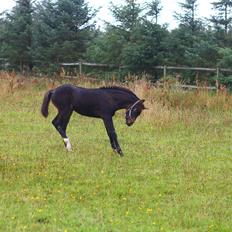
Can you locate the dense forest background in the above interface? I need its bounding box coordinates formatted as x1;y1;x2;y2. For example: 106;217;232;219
1;0;232;84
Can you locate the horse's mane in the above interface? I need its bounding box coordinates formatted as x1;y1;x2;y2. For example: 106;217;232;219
100;86;138;98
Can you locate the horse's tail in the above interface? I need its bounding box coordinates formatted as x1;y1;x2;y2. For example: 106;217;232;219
41;90;53;118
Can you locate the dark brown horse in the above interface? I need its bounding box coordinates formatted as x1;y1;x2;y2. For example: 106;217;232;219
41;84;146;156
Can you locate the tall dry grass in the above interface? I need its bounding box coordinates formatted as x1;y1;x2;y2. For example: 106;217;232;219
127;78;232;127
1;72;231;127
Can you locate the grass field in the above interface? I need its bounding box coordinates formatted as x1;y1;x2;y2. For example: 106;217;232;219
0;74;232;231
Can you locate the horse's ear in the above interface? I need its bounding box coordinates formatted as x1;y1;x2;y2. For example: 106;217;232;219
140;99;148;110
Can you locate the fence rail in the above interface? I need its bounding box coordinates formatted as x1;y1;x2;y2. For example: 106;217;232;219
60;62;232;90
60;62;232;79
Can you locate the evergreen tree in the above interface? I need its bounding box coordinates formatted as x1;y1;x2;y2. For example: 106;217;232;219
33;0;96;72
86;27;127;65
87;0;143;66
87;0;169;75
1;0;33;71
167;25;219;68
87;19;169;75
0;15;6;57
121;20;168;73
211;0;232;34
170;0;218;69
175;0;199;32
110;0;142;32
146;0;162;24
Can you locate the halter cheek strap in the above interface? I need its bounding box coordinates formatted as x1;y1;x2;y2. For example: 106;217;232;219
128;100;141;119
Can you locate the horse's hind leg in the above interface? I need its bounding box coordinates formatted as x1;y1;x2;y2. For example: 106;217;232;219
52;109;73;151
61;110;73;150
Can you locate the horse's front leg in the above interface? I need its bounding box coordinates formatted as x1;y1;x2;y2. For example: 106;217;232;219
103;116;123;156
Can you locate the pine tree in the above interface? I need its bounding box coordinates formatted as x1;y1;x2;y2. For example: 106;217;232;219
3;0;33;71
146;0;162;24
211;0;232;34
110;0;142;31
87;0;168;74
33;0;96;72
174;0;199;32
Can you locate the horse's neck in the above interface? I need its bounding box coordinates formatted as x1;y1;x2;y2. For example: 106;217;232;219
114;93;138;110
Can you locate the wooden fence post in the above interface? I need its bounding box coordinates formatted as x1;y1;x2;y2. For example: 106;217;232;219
216;67;220;93
79;61;82;75
216;67;219;79
163;65;167;78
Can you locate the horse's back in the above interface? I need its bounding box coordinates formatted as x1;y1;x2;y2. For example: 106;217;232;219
52;84;110;117
72;88;111;117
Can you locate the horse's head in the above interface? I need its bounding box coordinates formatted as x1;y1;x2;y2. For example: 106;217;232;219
125;99;146;126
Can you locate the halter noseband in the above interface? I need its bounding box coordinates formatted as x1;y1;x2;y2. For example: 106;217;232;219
127;100;141;119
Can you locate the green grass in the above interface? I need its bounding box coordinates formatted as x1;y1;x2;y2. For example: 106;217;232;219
0;81;232;231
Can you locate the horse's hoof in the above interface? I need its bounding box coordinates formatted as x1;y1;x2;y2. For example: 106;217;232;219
63;138;72;151
66;146;72;152
113;149;124;157
117;150;124;157
119;152;124;157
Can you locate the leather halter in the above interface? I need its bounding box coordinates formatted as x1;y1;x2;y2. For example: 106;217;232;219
127;100;141;119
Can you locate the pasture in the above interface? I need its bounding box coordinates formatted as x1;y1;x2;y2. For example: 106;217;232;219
0;73;232;232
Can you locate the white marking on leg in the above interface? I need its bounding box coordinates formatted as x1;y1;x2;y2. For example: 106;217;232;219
63;138;72;151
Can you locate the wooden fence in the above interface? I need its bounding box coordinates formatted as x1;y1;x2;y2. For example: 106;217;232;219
60;62;119;76
60;62;232;79
60;62;232;90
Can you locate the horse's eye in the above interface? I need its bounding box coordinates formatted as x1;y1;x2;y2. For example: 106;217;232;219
133;108;137;112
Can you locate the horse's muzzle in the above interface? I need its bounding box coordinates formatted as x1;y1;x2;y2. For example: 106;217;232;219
126;119;134;126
